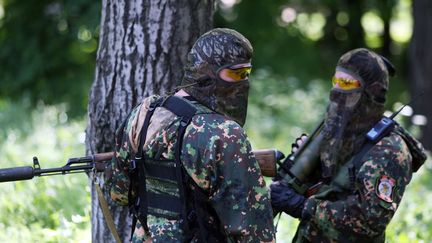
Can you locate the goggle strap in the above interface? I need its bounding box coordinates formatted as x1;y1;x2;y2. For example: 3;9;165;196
168;82;199;95
228;65;252;71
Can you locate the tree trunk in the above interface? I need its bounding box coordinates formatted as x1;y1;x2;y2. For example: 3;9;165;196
345;0;365;50
409;0;432;150
85;0;214;242
377;0;394;58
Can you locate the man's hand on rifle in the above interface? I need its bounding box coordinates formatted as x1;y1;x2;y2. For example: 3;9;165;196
290;133;308;155
270;181;307;219
273;134;308;181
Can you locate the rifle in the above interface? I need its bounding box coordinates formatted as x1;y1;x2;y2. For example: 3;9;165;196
0;150;284;183
275;120;325;196
273;97;420;196
0;152;114;183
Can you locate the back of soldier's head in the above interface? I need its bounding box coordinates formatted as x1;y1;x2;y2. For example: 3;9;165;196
179;28;253;126
182;28;253;84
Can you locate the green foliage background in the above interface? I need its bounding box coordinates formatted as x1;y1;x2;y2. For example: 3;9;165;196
0;0;431;242
0;102;89;242
0;0;100;117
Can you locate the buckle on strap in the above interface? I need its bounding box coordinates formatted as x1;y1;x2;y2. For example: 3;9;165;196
148;99;162;112
129;158;139;171
180;116;193;127
180;119;189;127
129;204;138;216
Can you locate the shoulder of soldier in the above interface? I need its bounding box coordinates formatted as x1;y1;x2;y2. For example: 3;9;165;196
190;112;246;139
364;131;411;169
182;108;251;190
189;100;214;114
379;131;409;151
117;95;163;153
125;95;161;126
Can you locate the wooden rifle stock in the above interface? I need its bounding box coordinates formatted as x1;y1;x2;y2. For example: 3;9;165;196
93;152;115;163
252;149;281;177
92;152;115;172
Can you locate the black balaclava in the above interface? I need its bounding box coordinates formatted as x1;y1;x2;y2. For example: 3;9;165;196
320;48;395;178
180;28;253;126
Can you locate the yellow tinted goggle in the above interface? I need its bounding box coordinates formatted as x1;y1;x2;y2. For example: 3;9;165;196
224;66;252;81
332;76;362;90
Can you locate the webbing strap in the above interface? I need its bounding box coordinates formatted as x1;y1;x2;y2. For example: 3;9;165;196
352;123;395;171
147;191;182;213
96;183;122;243
348;126;395;189
347;142;375;190
162;96;197;120
129;100;160;238
144;161;177;181
129;96;197;238
161;96;197;234
351;142;376;171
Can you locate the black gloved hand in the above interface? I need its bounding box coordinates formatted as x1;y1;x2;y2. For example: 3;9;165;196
270;181;306;219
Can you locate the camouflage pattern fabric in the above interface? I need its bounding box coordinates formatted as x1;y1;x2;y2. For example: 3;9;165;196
295;129;426;243
336;48;391;104
182;28;253;126
319;48;391;178
105;95;275;242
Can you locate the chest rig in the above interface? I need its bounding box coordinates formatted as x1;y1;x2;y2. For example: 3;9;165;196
317;134;394;199
295;125;399;243
127;96;225;242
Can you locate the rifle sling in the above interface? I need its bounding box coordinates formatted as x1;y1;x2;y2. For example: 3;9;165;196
95;182;122;243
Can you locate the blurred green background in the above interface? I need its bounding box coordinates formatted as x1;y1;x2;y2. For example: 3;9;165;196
0;0;430;242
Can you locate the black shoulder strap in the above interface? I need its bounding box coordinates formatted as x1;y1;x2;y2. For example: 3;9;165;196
162;96;197;121
353;124;396;170
351;142;375;171
161;96;197;235
129;96;198;238
348;126;395;190
164;97;228;241
161;96;197;162
129;99;161;238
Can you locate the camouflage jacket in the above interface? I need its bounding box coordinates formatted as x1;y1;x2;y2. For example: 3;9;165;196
295;126;427;243
105;95;275;242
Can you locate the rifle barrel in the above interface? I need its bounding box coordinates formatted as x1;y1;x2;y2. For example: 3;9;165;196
0;166;35;182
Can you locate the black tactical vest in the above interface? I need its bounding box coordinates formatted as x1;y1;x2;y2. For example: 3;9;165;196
127;95;226;242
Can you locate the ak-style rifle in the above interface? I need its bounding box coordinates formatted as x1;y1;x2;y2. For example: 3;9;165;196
0;150;284;183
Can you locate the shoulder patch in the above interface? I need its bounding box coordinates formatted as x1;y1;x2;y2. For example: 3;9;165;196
375;175;396;203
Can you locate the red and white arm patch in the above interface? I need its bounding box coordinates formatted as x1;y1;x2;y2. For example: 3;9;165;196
375;175;396;203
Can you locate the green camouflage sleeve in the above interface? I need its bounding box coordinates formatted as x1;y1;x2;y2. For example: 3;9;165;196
303;133;412;239
182;114;275;242
105;104;143;206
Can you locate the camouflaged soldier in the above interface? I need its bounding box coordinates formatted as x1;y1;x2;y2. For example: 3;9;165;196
270;48;427;242
105;28;275;242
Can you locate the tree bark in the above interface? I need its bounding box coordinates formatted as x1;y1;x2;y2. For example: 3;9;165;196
409;0;432;150
85;0;214;242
